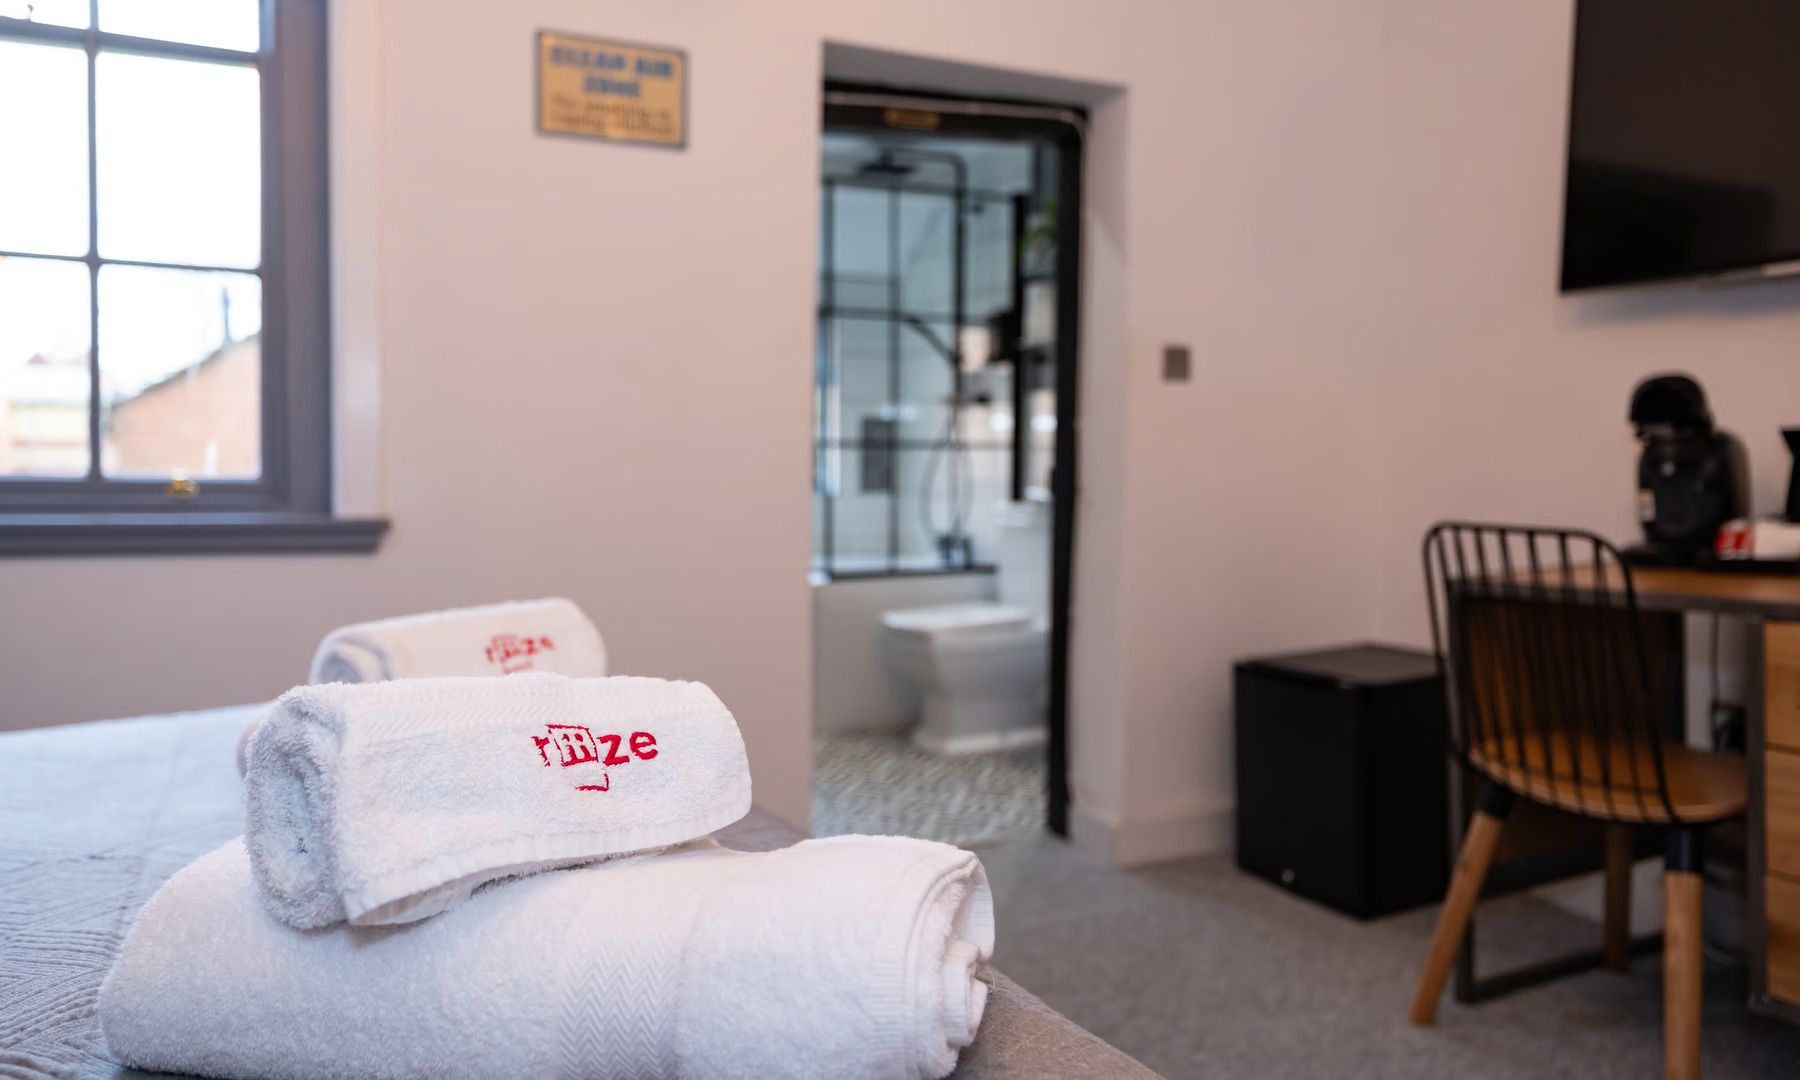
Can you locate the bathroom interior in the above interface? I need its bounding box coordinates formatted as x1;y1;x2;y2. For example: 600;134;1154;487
810;105;1071;848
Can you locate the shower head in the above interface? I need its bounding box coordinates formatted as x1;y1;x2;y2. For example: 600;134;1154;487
856;151;916;179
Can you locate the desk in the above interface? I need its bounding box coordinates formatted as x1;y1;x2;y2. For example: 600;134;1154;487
1621;567;1800;1025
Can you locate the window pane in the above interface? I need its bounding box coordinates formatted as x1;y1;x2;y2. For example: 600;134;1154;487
97;0;258;52
99;265;260;479
96;53;260;269
0;256;91;477
0;0;88;29
0;41;88;256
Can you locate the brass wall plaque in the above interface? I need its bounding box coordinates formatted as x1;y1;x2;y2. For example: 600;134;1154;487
536;31;686;148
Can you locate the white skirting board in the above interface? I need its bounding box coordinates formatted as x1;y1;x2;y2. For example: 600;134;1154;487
1531;859;1665;938
1530;857;1745;955
1070;801;1234;868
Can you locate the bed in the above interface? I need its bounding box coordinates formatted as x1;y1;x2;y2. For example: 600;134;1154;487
0;705;1155;1079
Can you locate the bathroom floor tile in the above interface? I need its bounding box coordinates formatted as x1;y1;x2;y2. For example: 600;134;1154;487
812;732;1045;847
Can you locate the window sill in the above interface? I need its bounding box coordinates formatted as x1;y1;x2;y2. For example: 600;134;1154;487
812;564;997;584
0;513;390;557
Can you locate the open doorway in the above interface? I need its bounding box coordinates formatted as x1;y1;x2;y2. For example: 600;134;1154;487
810;86;1082;847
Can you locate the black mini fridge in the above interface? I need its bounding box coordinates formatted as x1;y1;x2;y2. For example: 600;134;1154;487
1233;643;1449;919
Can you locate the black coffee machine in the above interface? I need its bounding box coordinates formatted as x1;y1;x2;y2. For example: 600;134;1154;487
1627;373;1748;566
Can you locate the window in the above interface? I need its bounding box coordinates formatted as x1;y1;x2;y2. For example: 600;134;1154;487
0;0;382;553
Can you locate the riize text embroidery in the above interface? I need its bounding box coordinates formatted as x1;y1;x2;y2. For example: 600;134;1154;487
487;633;556;674
531;723;659;793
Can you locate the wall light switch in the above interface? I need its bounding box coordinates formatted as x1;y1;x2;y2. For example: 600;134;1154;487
1162;344;1191;383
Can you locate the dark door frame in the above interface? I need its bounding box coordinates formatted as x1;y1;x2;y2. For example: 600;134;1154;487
820;84;1085;836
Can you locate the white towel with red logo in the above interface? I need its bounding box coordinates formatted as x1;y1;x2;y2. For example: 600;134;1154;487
242;674;751;929
308;597;607;684
236;598;610;775
101;834;992;1080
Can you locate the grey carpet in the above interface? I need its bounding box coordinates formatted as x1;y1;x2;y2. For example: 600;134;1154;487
980;834;1800;1079
811;731;1046;847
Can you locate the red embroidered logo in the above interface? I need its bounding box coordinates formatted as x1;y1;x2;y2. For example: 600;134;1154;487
487;632;556;674
531;723;659;793
535;723;599;768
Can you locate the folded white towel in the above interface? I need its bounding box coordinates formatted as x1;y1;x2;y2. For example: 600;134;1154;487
243;674;750;928
101;835;993;1080
236;598;610;775
308;597;607;684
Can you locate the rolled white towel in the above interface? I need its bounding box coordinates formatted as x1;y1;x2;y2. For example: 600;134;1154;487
237;598;609;774
101;835;993;1080
308;596;607;684
243;673;750;928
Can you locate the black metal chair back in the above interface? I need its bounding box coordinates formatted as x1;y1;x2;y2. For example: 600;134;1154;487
1421;521;1678;823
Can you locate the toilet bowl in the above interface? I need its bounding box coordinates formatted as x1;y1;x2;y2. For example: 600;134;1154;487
881;502;1050;755
882;604;1048;754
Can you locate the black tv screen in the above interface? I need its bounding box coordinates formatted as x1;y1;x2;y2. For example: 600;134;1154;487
1561;0;1800;291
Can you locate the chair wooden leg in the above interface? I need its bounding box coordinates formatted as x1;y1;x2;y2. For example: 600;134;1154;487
1410;786;1513;1025
1604;824;1634;971
1664;829;1704;1080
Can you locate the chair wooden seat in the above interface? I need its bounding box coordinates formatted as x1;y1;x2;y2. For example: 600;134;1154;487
1469;734;1747;825
1412;522;1752;1079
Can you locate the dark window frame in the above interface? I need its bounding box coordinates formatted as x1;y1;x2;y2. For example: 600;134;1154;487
0;0;385;555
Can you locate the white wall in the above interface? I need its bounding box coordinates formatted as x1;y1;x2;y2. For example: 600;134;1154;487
0;0;1395;858
0;0;824;827
11;1;1783;864
1372;1;1800;644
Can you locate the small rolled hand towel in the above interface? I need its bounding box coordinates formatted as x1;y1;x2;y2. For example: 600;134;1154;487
238;598;609;774
242;673;751;929
307;597;607;684
101;835;993;1080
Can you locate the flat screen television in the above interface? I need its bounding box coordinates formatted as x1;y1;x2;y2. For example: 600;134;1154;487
1561;0;1800;291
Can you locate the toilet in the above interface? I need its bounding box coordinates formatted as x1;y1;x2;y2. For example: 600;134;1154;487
881;501;1049;755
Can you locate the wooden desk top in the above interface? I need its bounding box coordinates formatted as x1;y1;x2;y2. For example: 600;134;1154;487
1488;565;1800;620
1625;567;1800;620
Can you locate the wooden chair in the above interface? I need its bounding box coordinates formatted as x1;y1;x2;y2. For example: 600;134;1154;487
1409;523;1748;1080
